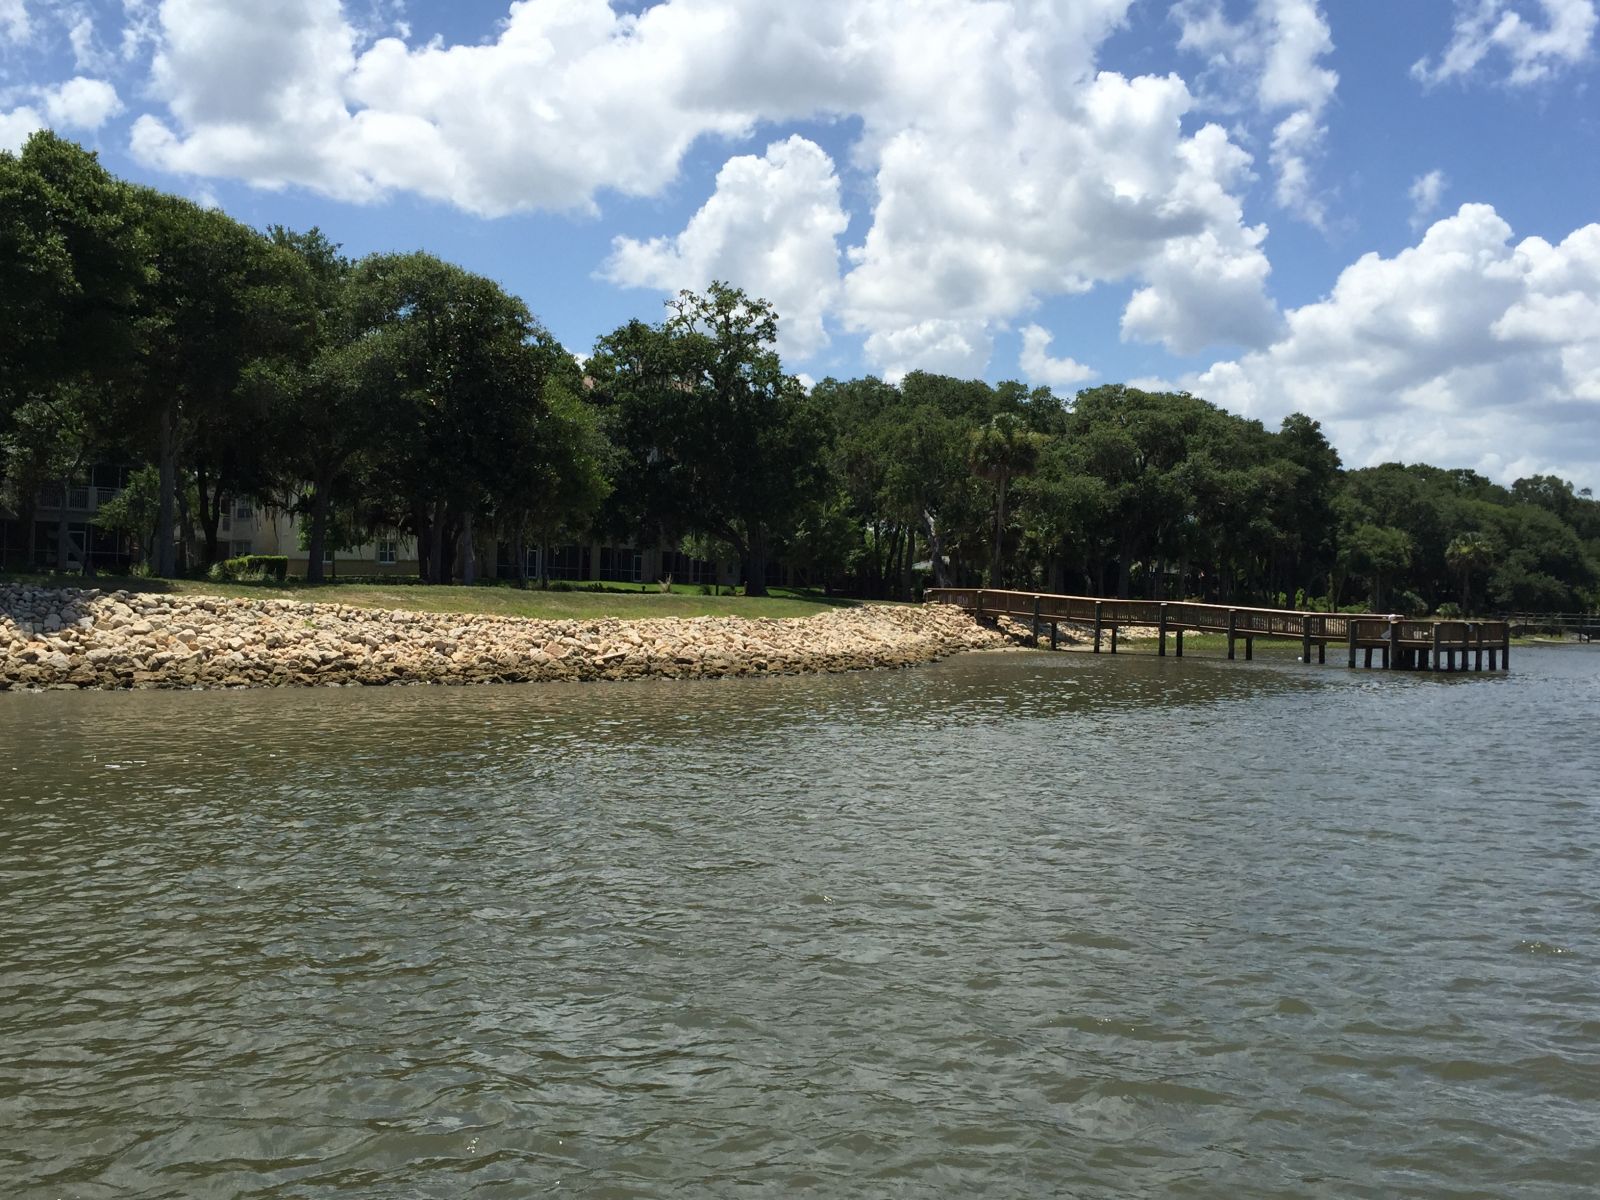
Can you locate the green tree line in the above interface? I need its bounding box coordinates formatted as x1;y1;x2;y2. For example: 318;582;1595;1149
4;134;1597;612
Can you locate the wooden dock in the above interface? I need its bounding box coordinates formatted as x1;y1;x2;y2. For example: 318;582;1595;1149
927;589;1512;673
1504;612;1599;642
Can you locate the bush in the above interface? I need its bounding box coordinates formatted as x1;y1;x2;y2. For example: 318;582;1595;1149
1393;589;1428;617
213;554;288;583
1435;601;1462;618
546;579;575;592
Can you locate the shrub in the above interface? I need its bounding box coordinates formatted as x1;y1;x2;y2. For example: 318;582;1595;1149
546;579;575;592
1393;589;1428;617
214;555;289;583
1435;601;1462;618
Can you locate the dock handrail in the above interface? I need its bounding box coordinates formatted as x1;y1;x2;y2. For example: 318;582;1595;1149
927;588;1511;672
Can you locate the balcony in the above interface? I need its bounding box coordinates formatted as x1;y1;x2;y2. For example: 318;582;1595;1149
35;485;122;513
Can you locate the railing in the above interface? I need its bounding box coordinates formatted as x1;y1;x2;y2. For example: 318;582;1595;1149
1503;612;1600;636
34;485;123;513
927;589;1512;669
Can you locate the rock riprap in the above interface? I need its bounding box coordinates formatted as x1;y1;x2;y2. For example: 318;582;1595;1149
0;584;1006;691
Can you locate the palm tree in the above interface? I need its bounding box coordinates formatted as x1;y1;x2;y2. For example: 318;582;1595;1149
1445;532;1496;614
969;414;1043;587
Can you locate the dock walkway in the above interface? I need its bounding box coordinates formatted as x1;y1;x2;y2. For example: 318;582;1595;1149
928;588;1512;672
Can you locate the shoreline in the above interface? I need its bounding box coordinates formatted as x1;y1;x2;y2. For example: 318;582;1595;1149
0;583;1008;692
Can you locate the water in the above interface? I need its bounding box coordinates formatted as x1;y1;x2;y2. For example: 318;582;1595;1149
2;644;1597;1198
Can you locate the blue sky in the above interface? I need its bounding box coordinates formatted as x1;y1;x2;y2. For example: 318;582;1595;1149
2;0;1598;487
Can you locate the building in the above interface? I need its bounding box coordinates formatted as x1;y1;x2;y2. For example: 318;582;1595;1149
4;471;804;590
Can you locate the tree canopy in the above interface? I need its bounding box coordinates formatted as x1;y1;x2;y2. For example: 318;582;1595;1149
3;133;1597;614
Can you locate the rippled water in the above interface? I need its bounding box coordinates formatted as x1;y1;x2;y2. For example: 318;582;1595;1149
2;644;1598;1198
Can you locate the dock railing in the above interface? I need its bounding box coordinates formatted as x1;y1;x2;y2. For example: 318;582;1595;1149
927;588;1511;672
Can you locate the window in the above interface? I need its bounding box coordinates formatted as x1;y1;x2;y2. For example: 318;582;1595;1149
376;540;397;566
323;547;334;563
235;500;253;520
599;547;644;583
231;540;252;558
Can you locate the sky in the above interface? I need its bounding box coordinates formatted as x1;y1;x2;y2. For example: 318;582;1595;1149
2;0;1598;489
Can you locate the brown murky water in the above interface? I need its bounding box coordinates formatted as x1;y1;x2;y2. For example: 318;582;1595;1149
2;645;1597;1197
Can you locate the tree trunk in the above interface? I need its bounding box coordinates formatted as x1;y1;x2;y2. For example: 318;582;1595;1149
427;501;447;585
196;464;223;568
741;528;769;597
989;472;1009;587
461;510;477;585
56;473;73;573
155;401;179;577
515;531;529;588
177;477;195;576
923;509;950;588
305;482;332;585
900;526;914;600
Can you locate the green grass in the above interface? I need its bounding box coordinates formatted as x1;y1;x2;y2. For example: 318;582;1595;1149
0;571;871;621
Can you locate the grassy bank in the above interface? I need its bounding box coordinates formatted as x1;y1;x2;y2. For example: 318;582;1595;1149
0;572;869;621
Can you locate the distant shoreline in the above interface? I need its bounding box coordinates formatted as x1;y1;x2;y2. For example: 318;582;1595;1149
0;584;1005;693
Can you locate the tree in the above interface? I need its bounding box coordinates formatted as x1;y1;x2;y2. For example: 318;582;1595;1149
94;465;160;565
588;282;828;596
133;191;292;574
968;412;1044;586
348;252;560;584
1444;532;1496;614
1;133;146;567
497;375;612;587
1344;524;1413;610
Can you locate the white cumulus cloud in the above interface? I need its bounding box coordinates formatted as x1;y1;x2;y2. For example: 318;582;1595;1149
1187;204;1600;487
1409;169;1448;229
0;104;43;152
0;0;28;43
603;136;847;361
41;76;122;130
1175;0;1339;227
1019;325;1096;389
1414;0;1597;87
122;0;1280;373
2;76;122;152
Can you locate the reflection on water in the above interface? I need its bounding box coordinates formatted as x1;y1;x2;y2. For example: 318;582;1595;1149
2;646;1598;1197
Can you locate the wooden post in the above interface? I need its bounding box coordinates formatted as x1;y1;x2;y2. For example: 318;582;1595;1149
1387;618;1400;671
976;590;984;621
1502;624;1511;671
1227;610;1237;660
1158;603;1168;657
1380;644;1389;668
1318;638;1326;664
1031;595;1042;646
1431;624;1442;672
1050;621;1059;651
1093;602;1103;654
1347;619;1357;668
1175;628;1184;658
1110;625;1119;654
1475;624;1483;671
1301;619;1312;664
1364;647;1373;668
1245;635;1254;661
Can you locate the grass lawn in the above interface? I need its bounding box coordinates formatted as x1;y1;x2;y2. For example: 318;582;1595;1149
0;571;874;621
